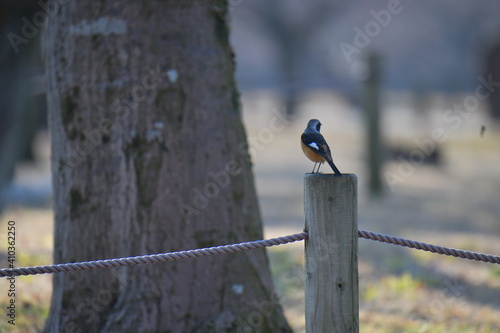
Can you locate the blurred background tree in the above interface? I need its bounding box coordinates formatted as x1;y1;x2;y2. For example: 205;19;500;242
0;0;46;214
236;0;342;117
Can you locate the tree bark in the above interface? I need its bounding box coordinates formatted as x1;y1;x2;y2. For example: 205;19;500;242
44;1;291;332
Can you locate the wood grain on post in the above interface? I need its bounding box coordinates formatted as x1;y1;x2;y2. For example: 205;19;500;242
304;173;359;333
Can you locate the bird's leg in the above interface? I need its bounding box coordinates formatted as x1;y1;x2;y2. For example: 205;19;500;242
312;162;318;173
316;163;322;173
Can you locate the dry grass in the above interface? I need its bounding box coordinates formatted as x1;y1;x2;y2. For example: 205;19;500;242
1;90;500;332
0;208;53;333
252;90;500;332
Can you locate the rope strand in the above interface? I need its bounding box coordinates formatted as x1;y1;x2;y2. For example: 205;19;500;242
357;229;500;265
2;229;500;278
0;233;307;277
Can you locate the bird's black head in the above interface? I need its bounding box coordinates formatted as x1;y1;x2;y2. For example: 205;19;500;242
306;119;322;132
311;119;322;131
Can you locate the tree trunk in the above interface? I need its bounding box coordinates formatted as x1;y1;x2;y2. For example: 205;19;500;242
44;1;291;332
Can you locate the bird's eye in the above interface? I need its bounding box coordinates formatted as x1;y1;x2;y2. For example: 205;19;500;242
316;123;321;131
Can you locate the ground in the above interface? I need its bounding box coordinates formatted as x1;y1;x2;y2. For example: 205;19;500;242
1;90;500;332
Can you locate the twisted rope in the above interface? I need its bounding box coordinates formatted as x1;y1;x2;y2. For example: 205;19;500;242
2;229;499;278
358;229;500;265
0;233;307;277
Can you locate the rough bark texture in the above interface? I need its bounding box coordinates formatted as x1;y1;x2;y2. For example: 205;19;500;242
44;1;291;332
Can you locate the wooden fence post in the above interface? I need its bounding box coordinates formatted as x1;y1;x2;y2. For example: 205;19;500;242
304;173;358;332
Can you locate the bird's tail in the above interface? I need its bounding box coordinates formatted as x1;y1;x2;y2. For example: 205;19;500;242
327;159;342;175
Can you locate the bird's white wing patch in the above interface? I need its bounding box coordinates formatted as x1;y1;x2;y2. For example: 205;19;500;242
308;142;319;150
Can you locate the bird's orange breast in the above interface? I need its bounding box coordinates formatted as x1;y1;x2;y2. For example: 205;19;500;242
301;140;325;163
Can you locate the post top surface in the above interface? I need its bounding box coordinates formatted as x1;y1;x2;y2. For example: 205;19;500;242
304;173;357;179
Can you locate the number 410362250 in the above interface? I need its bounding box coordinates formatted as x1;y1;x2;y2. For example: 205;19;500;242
7;220;15;268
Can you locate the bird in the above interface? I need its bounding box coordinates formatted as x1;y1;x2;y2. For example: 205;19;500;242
301;119;341;174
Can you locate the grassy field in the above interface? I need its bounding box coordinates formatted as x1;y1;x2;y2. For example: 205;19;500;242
0;209;53;333
250;90;500;332
1;91;500;332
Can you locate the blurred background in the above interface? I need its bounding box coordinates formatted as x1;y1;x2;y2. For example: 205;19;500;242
1;0;500;331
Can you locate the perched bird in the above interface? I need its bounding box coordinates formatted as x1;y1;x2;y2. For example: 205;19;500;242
301;119;341;174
